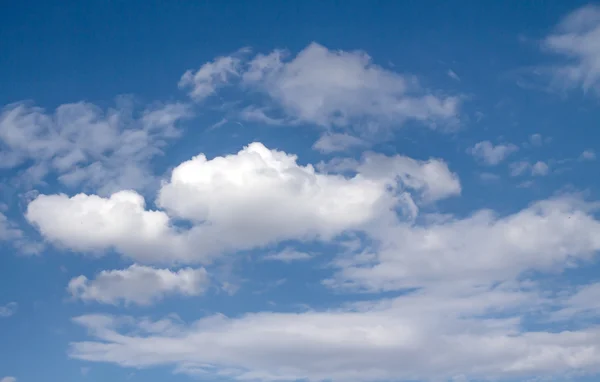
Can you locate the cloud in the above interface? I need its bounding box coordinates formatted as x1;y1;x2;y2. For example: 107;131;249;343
468;141;518;165
27;143;458;263
182;43;461;136
68;265;209;306
543;5;600;93
447;69;461;81
179;48;249;101
263;248;312;262
549;282;600;322
0;213;23;241
329;196;600;292
1;377;16;382
0;100;191;195
312;133;367;153
529;133;543;146
510;160;549;177
69;281;600;382
580;149;596;161
0;302;17;318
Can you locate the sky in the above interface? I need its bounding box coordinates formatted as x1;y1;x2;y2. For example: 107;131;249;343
2;1;600;382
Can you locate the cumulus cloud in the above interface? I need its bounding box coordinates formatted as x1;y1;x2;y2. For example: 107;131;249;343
68;264;209;306
0;302;17;318
27;142;458;263
0;100;190;195
543;5;600;93
468;141;518;165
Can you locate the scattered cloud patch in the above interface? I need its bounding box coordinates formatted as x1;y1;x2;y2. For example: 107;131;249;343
0;302;17;318
510;160;550;177
468;141;518;165
0;101;191;195
68;265;209;306
543;5;600;94
580;149;596;161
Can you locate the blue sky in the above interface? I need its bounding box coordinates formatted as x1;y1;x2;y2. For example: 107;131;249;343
2;1;600;382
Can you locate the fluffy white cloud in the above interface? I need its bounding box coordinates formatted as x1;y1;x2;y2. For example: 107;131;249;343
0;302;17;318
543;5;600;93
68;264;209;306
468;141;518;165
0;100;190;194
27;142;457;263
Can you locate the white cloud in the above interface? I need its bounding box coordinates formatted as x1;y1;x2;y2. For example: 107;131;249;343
28;143;457;263
529;133;543;146
352;152;462;203
238;106;286;125
68;264;209;306
179;49;249;101
263;248;312;262
447;69;461;81
0;213;22;241
182;43;461;133
0;302;17;318
510;160;550;177
312;133;366;153
0;100;190;195
581;149;596;161
242;43;461;129
549;283;600;322
543;5;600;93
1;377;16;382
69;281;600;382
330;196;600;292
531;161;550;176
468;141;518;165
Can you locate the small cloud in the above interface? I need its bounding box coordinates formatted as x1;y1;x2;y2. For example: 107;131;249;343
313;133;366;153
468;141;518;165
447;69;461;81
510;161;550;177
580;149;596;161
479;172;500;182
264;248;313;263
1;377;16;382
531;161;549;176
0;302;17;318
529;133;543;146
